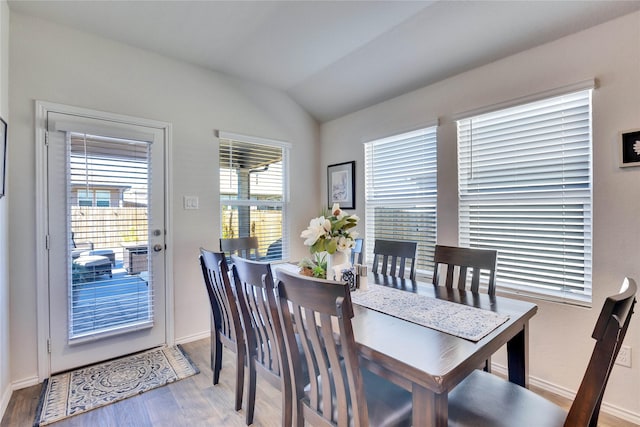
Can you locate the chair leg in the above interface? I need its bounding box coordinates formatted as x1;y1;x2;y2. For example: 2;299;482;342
210;330;215;370
281;376;293;427
235;349;246;412
293;399;304;427
212;334;223;385
484;356;492;373
245;357;257;425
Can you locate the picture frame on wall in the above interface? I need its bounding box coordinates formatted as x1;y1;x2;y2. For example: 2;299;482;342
327;161;355;209
620;129;640;167
0;117;6;198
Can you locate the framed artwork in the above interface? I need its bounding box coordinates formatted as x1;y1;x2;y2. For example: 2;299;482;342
327;161;355;209
0;117;6;198
620;129;640;167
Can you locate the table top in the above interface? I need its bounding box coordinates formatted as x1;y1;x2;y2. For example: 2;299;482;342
351;283;510;341
352;273;537;393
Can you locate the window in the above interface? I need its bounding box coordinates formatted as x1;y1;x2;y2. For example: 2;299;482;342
96;190;110;207
364;126;438;273
219;132;290;261
457;89;592;302
67;131;152;337
77;190;92;207
76;189;114;207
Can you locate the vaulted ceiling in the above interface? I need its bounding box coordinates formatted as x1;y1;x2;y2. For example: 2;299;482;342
9;0;640;122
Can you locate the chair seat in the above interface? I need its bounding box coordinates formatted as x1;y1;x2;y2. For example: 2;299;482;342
448;370;567;427
362;368;412;426
305;365;412;427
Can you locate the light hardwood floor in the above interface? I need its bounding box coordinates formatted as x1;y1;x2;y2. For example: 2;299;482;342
1;337;637;426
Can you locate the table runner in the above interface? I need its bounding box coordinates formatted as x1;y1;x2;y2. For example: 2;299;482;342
351;284;509;341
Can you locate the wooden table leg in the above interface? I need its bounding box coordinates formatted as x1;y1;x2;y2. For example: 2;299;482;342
413;384;448;427
507;322;529;387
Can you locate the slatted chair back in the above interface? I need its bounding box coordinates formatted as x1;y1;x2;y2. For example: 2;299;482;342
432;245;498;295
447;278;637;427
198;248;246;412
372;239;417;280
221;236;261;260
565;277;637;426
276;269;368;427
230;255;291;426
350;237;364;265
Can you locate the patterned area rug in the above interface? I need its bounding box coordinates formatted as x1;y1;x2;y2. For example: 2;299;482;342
34;345;199;426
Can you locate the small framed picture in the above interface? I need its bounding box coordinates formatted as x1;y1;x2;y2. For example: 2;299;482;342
0;117;6;198
620;129;640;167
327;161;355;209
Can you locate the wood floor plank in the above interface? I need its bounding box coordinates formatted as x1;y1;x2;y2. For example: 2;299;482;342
0;383;40;427
1;337;636;426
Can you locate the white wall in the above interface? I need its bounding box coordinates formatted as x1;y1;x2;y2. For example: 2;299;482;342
8;12;319;386
322;11;640;422
0;0;10;418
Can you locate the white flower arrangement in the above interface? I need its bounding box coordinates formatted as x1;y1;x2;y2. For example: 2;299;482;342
300;203;359;255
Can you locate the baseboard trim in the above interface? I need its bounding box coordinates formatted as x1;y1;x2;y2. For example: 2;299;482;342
175;330;210;345
0;383;12;422
11;375;39;391
600;402;640;426
1;375;41;420
492;362;640;425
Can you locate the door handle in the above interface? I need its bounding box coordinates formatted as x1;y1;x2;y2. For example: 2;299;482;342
153;244;163;252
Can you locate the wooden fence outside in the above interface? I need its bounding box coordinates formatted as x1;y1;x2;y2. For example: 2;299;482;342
71;207;148;251
71;207;283;257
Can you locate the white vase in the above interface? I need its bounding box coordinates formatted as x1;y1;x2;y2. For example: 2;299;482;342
326;249;350;281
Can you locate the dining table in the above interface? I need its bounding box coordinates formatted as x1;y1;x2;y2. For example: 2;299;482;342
349;273;538;427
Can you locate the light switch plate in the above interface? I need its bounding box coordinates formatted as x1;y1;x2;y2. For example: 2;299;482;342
183;196;199;210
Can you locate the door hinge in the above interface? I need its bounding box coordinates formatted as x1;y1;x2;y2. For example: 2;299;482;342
45;234;50;250
46;339;51;354
44;131;49;146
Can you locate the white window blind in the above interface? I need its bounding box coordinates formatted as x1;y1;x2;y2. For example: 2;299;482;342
219;134;289;261
364;126;438;273
69;132;153;338
457;89;592;302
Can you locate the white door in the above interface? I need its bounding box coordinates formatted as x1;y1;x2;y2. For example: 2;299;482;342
46;111;167;373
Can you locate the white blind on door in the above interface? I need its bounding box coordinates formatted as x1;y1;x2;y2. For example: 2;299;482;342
219;134;289;261
457;89;592;302
69;132;153;339
364;126;438;272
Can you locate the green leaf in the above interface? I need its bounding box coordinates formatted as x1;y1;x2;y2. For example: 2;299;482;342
312;265;326;278
326;238;338;254
333;217;347;231
311;239;324;253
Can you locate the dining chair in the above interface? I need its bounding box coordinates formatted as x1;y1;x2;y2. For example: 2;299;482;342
220;236;261;260
448;277;637;427
433;244;498;372
432;245;498;295
198;248;246;414
372;239;417;280
276;269;413;427
230;255;292;426
350;237;364;265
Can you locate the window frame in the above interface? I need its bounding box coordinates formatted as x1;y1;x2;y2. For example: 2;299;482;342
456;88;593;305
218;131;291;261
364;125;438;275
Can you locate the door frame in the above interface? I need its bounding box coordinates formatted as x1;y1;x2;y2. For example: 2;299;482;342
35;101;174;381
